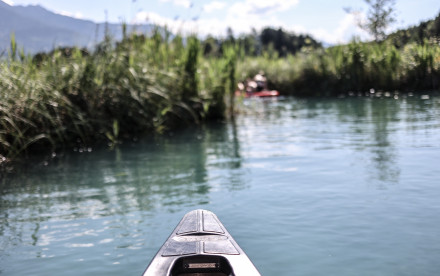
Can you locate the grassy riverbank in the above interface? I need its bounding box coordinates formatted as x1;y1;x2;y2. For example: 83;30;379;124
237;40;440;96
0;30;237;163
1;28;440;164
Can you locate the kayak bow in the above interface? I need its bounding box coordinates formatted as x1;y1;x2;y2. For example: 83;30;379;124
143;209;261;276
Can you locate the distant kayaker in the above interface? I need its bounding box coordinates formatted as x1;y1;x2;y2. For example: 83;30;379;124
246;79;258;93
254;71;267;92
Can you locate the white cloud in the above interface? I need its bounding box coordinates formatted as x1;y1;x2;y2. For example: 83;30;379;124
160;0;192;9
133;11;198;34
134;11;170;26
292;13;369;45
134;0;296;38
133;10;261;37
175;0;192;8
57;10;84;19
229;0;299;16
221;14;284;36
333;13;370;43
334;13;363;41
212;0;300;36
135;1;369;45
203;1;226;13
2;0;14;5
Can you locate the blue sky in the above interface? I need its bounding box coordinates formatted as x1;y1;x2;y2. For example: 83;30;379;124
4;0;440;44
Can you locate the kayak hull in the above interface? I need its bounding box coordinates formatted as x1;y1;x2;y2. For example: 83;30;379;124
236;90;280;98
143;209;261;276
248;90;280;98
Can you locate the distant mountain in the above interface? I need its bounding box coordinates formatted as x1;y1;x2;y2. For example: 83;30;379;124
0;1;153;54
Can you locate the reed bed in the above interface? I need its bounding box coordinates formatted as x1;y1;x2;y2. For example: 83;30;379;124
238;40;440;96
0;31;236;162
1;31;439;163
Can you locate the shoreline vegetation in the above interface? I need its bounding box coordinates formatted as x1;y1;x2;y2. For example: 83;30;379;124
239;40;440;96
1;17;440;165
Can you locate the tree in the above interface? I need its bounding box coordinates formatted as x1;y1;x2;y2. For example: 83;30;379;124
348;0;396;42
365;0;396;41
260;27;321;57
202;36;220;57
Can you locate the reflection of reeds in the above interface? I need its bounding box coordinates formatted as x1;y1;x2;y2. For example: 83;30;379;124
0;31;235;162
238;40;440;96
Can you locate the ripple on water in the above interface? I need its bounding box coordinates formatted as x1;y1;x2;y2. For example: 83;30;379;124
2;96;440;275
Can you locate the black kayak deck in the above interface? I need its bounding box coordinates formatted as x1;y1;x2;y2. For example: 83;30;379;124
143;209;261;276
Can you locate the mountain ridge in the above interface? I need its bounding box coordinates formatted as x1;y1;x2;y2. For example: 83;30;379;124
0;1;152;54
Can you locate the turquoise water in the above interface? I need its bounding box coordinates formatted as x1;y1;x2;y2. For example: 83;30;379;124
1;95;440;275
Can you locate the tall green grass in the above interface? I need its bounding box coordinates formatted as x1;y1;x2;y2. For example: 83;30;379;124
238;40;440;96
0;31;235;162
2;31;439;163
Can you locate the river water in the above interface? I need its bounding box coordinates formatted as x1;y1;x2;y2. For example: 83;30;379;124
1;95;440;275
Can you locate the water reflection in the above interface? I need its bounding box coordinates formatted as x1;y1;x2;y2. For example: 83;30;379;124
1;95;440;275
331;97;401;185
367;99;401;185
0;122;246;261
243;95;438;189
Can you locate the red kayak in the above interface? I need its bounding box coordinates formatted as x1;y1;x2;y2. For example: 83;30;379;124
236;90;280;98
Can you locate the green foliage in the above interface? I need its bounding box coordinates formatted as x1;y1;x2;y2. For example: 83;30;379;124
238;40;440;96
2;17;440;163
105;119;120;149
181;36;200;100
386;12;440;47
201;27;321;58
206;45;238;119
363;0;397;42
9;33;17;61
223;46;238;115
0;31;235;162
260;27;321;56
347;0;397;42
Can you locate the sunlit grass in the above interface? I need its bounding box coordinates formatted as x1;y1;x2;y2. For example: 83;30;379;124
238;40;440;96
1;31;439;163
0;31;236;162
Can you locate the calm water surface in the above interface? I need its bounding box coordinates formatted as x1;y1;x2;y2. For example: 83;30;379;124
1;95;440;275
